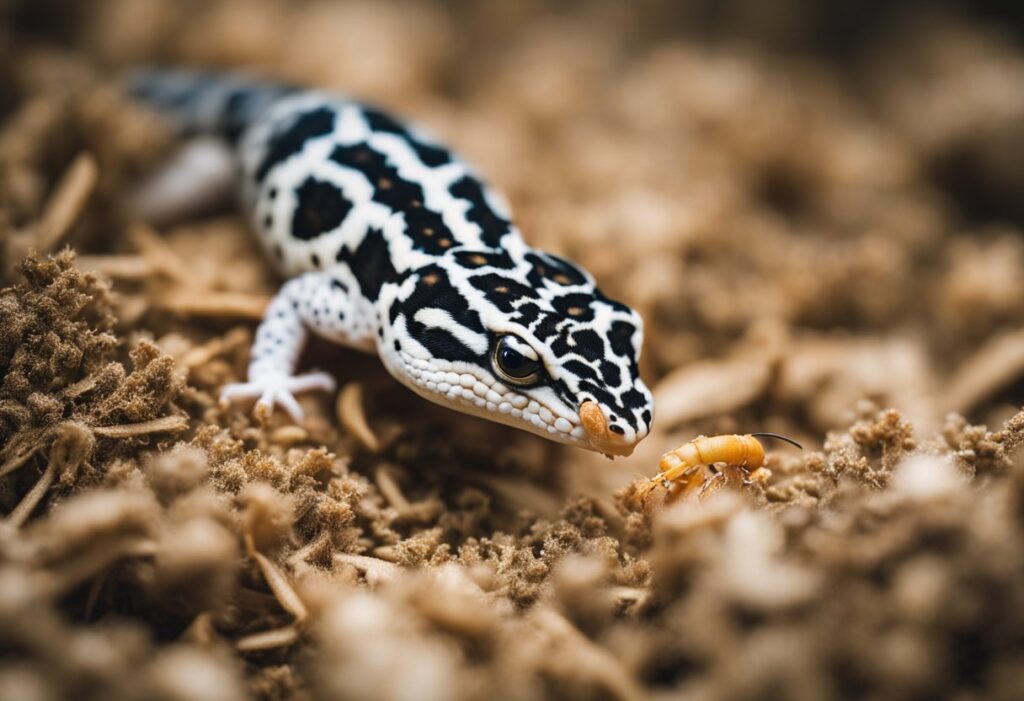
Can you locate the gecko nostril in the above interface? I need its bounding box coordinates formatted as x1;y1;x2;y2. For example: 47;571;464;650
609;424;625;435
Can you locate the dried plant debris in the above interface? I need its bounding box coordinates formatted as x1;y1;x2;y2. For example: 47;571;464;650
0;253;185;519
4;1;1024;700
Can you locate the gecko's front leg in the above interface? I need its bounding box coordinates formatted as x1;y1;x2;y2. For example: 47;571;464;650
221;270;364;421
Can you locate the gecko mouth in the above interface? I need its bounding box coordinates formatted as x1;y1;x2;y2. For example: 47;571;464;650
579;400;638;457
388;348;645;453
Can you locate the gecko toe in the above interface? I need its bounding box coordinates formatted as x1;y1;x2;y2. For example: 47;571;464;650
221;382;259;401
289;372;337;393
277;392;305;422
221;373;333;423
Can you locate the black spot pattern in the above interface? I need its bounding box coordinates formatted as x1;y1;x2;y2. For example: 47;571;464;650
449;176;510;247
256;107;335;181
609;321;637;358
330;143;454;254
525;252;589;288
362;107;452;167
574;331;606;361
563;359;599;381
621;388;648;410
576;381;614;407
595;289;633;314
335;227;396;301
577;380;632;424
600;361;621;387
452;250;517;270
389;266;485;363
421;331;481;362
468;274;538;313
405;267;485;334
512;302;542;326
551;293;595;322
551;329;604;362
291;177;353;240
532;313;562;341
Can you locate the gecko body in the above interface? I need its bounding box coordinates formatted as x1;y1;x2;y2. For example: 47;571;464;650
129;70;653;456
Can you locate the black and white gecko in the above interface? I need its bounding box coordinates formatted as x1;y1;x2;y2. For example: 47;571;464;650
128;70;653;456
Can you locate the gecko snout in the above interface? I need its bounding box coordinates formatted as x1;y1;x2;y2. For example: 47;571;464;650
578;400;642;457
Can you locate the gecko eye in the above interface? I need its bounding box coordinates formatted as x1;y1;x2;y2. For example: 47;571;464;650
492;335;543;386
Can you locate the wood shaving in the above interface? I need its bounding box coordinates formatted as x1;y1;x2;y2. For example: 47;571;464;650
92;414;189;437
161;290;271;320
32;152;99;252
943;327;1024;414
336;382;380;452
251;550;309;623
236;625;300;652
333;553;402;587
653;351;775;428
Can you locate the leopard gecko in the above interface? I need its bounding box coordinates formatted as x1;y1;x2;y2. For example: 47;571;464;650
128;70;653;456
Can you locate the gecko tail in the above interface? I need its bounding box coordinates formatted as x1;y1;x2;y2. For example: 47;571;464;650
124;68;297;143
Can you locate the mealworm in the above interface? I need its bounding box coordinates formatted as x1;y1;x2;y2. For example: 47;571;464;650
638;432;802;500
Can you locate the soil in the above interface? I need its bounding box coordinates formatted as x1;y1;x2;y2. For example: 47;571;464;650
3;1;1024;699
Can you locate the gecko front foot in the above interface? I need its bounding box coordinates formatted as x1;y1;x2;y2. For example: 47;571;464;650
220;371;336;422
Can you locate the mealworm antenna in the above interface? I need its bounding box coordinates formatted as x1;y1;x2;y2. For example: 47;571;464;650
750;432;803;450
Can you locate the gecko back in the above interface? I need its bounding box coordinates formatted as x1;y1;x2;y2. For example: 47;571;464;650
126;68;465;278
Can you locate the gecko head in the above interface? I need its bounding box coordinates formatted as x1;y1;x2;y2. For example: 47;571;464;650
379;249;653;456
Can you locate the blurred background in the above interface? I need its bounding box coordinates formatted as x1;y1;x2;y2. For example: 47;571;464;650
4;2;1024;699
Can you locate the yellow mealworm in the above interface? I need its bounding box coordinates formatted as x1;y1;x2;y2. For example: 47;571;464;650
638;432;802;500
